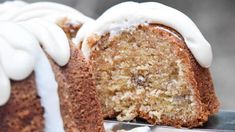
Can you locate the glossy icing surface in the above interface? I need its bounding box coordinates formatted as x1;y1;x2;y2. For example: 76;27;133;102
0;1;93;23
0;20;67;132
0;1;93;132
76;1;212;68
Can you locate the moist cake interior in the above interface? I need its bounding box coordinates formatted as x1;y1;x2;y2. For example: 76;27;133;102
90;24;199;123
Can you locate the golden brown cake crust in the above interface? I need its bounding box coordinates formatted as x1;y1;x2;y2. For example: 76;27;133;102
0;74;44;132
50;44;104;132
0;45;104;132
58;18;82;39
90;24;219;128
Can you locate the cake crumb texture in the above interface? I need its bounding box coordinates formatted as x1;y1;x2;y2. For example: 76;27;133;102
90;24;219;128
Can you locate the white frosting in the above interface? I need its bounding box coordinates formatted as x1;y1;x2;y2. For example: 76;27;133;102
0;1;27;15
19;19;70;66
0;1;93;24
76;1;212;68
0;65;11;106
0;1;93;131
0;22;39;81
0;21;68;131
35;49;64;132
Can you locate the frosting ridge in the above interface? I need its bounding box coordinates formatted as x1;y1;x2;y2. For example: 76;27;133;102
0;1;93;131
20;18;70;66
0;21;67;132
0;2;93;24
76;1;212;68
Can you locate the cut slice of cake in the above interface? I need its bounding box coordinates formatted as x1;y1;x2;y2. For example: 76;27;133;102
75;2;219;128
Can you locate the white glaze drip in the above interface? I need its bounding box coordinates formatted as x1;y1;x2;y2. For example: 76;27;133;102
0;64;10;106
0;21;68;132
0;1;27;16
0;22;39;81
0;1;95;131
20;18;70;66
0;1;93;131
35;49;64;132
76;1;212;68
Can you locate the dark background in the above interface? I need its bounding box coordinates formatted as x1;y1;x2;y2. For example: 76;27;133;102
1;0;235;110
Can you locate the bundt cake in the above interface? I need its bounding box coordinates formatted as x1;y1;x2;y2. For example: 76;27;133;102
0;1;104;132
75;2;220;128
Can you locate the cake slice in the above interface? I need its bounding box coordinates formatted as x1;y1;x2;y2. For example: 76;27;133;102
75;2;219;128
0;1;104;132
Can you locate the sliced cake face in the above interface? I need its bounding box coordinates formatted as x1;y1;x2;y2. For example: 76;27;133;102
76;2;219;128
89;24;201;124
76;2;212;68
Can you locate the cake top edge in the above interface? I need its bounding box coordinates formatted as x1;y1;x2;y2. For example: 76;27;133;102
0;1;94;23
0;1;93;131
0;0;92;107
75;1;212;68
